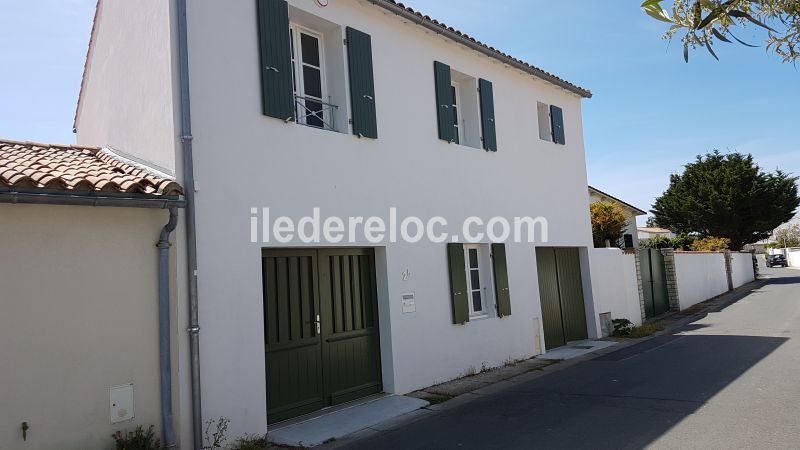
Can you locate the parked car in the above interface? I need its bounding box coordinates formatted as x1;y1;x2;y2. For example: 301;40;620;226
767;254;788;268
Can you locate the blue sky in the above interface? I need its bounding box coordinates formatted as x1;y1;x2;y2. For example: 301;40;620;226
1;1;797;223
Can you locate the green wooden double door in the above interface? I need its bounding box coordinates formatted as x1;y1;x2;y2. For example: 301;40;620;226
640;249;669;318
262;248;382;424
536;248;588;350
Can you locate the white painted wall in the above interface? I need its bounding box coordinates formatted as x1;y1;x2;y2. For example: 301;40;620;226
589;249;642;328
730;252;755;288
674;252;728;310
790;249;800;268
182;0;594;437
75;0;179;174
0;204;173;450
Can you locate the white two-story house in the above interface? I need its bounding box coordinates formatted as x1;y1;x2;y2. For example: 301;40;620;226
75;0;597;446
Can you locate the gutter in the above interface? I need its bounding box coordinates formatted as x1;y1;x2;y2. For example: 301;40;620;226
0;190;185;209
365;0;592;99
157;208;179;449
175;0;203;448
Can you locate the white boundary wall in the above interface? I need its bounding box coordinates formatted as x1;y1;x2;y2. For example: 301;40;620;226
731;252;755;288
787;249;800;267
674;252;728;310
589;249;642;327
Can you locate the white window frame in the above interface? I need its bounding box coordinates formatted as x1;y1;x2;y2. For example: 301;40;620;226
289;23;328;128
463;244;494;318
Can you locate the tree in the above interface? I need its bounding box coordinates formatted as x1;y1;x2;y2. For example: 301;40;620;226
773;223;800;247
690;236;731;251
645;216;660;228
590;201;629;248
652;151;799;250
642;0;800;62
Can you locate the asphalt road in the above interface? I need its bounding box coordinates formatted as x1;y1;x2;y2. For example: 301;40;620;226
341;264;800;450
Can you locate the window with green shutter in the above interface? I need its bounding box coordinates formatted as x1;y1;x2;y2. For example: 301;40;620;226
491;243;511;317
447;243;469;324
434;61;454;142
478;79;497;152
550;105;565;145
346;27;377;138
256;0;295;121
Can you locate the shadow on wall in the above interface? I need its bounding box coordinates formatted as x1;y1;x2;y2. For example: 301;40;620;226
343;318;788;450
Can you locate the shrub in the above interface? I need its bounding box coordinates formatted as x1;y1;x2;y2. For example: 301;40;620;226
229;436;269;450
640;236;674;249
112;425;161;450
611;318;634;336
690;236;730;251
629;324;664;338
672;233;698;251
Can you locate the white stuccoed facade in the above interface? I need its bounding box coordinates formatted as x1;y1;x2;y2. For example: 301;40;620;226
76;0;599;443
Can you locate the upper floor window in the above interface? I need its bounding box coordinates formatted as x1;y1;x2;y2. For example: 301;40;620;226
256;0;378;138
290;25;331;130
433;61;497;151
537;101;566;145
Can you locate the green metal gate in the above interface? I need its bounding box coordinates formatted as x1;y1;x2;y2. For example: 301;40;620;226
263;248;382;424
536;247;588;350
640;248;669;318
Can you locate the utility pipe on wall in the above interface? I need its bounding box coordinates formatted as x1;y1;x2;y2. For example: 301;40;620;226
157;207;179;448
175;0;203;447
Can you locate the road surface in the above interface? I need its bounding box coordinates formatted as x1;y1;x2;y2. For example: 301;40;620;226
340;264;800;449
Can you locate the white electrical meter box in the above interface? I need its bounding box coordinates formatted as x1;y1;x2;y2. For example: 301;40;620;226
110;384;135;423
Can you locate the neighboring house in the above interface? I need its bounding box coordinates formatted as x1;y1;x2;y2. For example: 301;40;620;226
0;140;183;448
588;186;646;249
74;0;598;445
638;227;676;240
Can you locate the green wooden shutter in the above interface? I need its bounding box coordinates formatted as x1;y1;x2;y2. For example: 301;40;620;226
433;61;454;142
550;105;565;145
256;0;294;120
478;79;497;152
447;243;469;324
346;27;378;139
491;243;511;317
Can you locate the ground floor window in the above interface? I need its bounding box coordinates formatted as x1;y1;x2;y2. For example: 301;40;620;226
464;244;493;317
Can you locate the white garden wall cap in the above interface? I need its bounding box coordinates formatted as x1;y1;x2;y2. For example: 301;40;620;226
0;138;183;197
368;0;592;99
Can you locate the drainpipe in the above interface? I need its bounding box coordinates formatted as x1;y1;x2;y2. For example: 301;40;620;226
157;207;179;449
175;0;203;448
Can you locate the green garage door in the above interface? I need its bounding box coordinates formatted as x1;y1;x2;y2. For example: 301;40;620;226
263;248;382;423
536;247;588;350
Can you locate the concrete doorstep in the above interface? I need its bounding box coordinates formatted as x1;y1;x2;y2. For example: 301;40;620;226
267;395;428;448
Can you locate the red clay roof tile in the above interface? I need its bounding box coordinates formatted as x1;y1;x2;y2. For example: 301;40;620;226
0;139;183;197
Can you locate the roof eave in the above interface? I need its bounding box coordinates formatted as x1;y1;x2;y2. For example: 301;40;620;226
588;185;647;216
366;0;592;99
0;188;185;209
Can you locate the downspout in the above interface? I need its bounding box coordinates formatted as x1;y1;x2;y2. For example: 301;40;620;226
175;0;203;448
157;207;179;449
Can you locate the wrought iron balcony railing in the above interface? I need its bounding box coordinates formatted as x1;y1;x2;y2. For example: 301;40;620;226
295;96;338;132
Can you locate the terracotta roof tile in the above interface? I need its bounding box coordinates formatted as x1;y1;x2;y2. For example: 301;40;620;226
0;139;183;197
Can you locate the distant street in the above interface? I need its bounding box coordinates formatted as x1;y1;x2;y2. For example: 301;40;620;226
342;264;800;449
